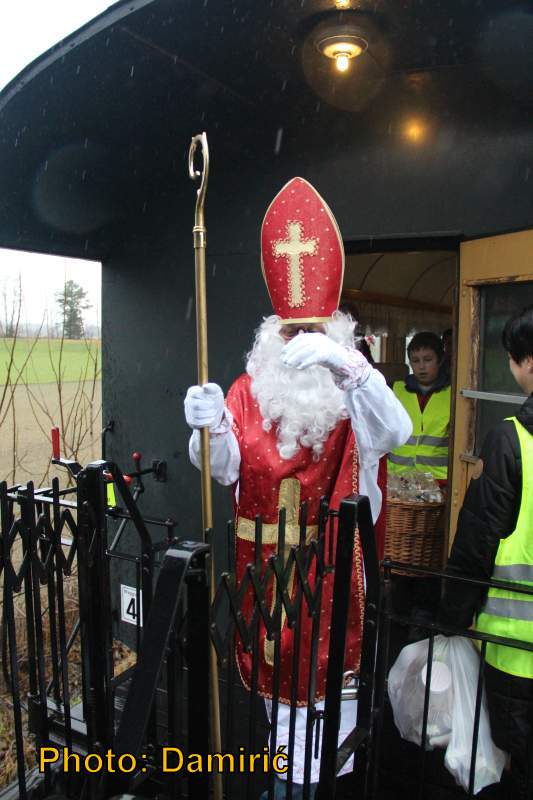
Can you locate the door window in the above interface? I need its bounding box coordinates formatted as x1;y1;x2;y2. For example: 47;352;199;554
475;282;533;452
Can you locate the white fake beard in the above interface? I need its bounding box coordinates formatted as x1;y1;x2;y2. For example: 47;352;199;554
246;312;356;462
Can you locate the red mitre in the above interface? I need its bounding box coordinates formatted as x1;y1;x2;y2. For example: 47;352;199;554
261;177;344;324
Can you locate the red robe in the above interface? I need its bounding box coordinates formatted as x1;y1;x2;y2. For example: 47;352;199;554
226;374;365;705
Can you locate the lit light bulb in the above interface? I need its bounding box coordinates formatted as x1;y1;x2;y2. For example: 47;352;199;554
317;31;368;72
335;0;351;8
335;53;350;72
404;120;426;142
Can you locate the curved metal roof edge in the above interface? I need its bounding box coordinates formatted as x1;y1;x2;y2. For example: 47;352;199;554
0;0;158;114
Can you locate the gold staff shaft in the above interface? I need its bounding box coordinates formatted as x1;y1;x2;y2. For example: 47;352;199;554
188;131;223;800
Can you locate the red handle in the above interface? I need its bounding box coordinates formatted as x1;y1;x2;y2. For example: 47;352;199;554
51;427;60;460
103;470;132;486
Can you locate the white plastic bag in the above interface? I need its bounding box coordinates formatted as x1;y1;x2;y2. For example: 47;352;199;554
388;635;507;794
388;636;453;749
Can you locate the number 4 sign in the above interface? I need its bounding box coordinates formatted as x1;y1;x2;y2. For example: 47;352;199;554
121;584;143;626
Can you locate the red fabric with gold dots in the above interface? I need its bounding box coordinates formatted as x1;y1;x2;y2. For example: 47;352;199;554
261;177;344;323
227;374;365;704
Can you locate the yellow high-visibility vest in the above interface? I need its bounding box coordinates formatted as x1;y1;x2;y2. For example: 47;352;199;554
476;417;533;678
388;381;451;480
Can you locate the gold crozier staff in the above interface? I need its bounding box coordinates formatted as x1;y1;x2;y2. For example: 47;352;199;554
188;132;222;800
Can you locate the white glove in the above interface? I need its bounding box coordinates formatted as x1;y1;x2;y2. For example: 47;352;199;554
184;383;225;430
281;332;347;371
281;332;372;388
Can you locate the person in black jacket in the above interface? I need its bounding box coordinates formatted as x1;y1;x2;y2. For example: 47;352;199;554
440;305;533;799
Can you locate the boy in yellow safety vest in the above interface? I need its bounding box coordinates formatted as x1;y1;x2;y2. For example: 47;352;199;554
440;305;533;799
388;331;451;484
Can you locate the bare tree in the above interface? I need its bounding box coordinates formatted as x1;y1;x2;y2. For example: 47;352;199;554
0;276;44;485
1;274;21;338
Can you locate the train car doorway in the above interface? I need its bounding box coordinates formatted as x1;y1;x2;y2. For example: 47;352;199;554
341;239;458;556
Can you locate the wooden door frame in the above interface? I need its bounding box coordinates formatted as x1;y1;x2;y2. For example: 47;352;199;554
450;229;533;546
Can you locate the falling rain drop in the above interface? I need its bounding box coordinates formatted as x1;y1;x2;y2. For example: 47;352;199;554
185;296;193;321
274;128;283;155
130;65;135;78
281;79;287;92
212;263;217;277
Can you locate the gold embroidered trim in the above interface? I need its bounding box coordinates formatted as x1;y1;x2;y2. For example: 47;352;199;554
278;315;333;324
263;520;317;666
272;221;318;308
236;517;318;545
351;439;365;674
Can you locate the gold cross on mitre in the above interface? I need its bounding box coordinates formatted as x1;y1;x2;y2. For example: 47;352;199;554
273;221;318;307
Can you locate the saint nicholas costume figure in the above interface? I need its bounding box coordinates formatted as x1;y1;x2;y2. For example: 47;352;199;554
184;177;412;790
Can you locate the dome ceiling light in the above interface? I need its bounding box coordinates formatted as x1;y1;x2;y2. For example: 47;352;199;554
301;12;387;111
315;25;369;73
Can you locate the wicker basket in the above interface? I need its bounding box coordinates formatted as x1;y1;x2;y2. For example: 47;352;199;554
384;498;445;571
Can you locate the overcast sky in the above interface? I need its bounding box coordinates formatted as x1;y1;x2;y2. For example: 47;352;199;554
0;1;113;328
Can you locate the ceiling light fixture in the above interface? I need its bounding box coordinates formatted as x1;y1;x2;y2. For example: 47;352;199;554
316;28;368;73
335;0;351;8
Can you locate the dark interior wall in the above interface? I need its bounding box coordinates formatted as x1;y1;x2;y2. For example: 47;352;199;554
309;125;533;239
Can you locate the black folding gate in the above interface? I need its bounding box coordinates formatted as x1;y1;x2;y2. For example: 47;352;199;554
2;460;532;800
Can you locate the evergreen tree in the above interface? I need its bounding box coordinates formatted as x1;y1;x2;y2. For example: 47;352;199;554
56;280;91;339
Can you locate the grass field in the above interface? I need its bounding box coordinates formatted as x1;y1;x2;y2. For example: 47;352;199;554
0;337;100;385
0;379;102;488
